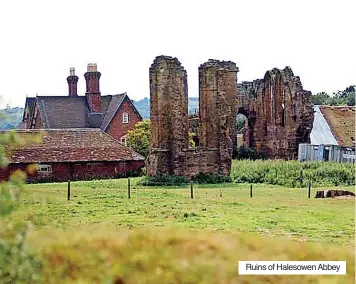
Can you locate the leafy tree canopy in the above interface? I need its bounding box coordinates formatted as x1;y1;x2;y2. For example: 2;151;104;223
311;85;355;106
126;119;196;157
126;120;151;158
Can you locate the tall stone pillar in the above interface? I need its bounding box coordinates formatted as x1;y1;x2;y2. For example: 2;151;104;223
147;56;189;176
199;60;239;176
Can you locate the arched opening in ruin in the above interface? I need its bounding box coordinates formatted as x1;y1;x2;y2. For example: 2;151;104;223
236;113;247;149
236;108;254;149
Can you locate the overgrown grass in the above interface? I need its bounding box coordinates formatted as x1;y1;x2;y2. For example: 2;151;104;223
232;160;355;187
28;227;355;284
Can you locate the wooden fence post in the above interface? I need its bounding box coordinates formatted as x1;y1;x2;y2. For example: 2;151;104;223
250;184;253;198
190;181;194;199
67;180;71;201
300;169;304;187
128;178;131;199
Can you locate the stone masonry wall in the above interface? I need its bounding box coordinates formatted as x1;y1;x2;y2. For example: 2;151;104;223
147;56;238;178
147;56;189;176
237;67;314;159
198;60;239;175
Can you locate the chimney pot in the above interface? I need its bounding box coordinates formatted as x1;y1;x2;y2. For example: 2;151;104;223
87;63;98;72
67;67;79;96
70;67;76;76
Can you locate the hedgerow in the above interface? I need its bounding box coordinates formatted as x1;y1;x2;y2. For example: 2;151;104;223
231;160;355;187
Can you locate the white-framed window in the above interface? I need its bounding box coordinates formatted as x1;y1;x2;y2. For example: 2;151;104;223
120;135;127;146
122;112;129;124
38;164;52;173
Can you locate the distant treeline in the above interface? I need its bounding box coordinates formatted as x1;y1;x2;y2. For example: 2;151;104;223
311;85;355;106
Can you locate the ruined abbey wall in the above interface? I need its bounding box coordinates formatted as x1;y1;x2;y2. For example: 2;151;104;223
147;56;238;178
147;56;189;176
199;60;238;175
147;56;314;179
237;67;314;158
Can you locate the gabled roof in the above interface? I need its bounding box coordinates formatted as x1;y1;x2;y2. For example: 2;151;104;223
310;106;338;145
101;93;127;130
4;129;144;163
23;93;141;130
36;96;90;128
22;97;36;121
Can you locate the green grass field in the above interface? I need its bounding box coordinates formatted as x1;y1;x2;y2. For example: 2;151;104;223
4;177;356;283
13;179;355;245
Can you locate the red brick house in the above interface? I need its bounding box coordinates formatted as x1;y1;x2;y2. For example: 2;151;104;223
0;129;145;183
22;63;142;145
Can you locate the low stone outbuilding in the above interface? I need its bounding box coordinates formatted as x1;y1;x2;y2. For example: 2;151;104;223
0;129;144;183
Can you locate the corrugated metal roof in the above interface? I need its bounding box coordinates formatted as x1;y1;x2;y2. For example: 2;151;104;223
310;106;338;145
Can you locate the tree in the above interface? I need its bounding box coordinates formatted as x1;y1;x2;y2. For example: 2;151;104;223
311;92;331;105
311;86;355;106
0;131;35;214
332;85;355;106
126;120;151;157
126;120;197;157
0;123;43;282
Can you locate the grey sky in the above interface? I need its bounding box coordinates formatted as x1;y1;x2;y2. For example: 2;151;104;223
0;0;355;108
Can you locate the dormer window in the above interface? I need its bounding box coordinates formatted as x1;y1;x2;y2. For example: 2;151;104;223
122;112;129;124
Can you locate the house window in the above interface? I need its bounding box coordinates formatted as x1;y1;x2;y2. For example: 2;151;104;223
120;135;127;146
122;112;129;124
38;164;52;173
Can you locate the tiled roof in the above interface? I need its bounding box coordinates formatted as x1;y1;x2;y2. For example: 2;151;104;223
101;93;126;130
36;96;90;128
4;129;144;163
319;106;355;147
25;93;133;130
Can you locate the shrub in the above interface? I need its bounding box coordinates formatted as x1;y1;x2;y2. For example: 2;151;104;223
233;146;266;160
0;223;43;283
231;160;355;187
192;173;232;184
141;175;189;186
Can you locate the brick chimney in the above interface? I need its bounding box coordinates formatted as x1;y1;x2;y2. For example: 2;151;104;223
66;67;79;96
84;63;101;113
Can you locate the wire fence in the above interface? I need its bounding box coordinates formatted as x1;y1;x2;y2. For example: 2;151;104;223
63;178;319;202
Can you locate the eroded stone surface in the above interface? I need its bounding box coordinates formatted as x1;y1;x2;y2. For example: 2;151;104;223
237;67;314;159
147;57;313;178
147;56;238;178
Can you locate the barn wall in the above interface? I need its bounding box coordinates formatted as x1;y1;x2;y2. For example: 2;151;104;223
0;161;144;183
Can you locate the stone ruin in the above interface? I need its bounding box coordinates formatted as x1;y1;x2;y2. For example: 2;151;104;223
146;56;238;178
237;67;314;158
146;56;314;178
